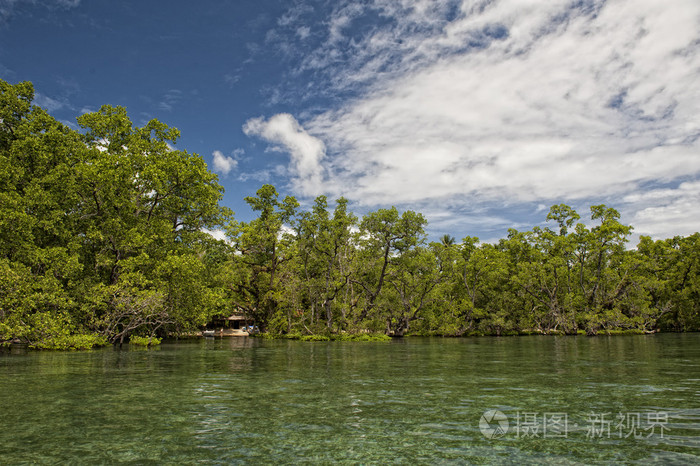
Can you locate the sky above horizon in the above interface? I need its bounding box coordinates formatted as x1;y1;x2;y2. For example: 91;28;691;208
2;0;699;243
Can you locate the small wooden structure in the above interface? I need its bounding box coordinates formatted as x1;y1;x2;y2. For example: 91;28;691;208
202;314;253;337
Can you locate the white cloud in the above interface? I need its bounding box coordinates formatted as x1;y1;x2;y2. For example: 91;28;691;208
0;0;29;23
243;113;326;196
296;26;310;40
277;0;700;238
212;150;238;176
624;181;700;240
202;228;227;241
0;0;81;24
223;74;240;87
277;3;313;27
158;89;182;112
238;169;272;183
33;92;65;112
243;0;700;239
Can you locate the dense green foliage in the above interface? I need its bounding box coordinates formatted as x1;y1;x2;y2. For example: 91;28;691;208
225;190;699;337
1;79;698;348
0;80;230;349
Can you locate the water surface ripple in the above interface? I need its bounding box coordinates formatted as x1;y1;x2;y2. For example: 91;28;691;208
1;334;699;464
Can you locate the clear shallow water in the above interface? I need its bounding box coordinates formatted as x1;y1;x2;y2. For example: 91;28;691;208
1;335;699;464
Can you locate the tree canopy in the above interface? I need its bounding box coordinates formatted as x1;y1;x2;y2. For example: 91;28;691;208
0;79;230;348
1;78;698;349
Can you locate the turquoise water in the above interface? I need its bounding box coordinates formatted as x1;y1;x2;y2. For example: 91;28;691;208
1;334;699;464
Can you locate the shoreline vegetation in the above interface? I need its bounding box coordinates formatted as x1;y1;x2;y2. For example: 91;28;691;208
255;329;659;342
0;329;675;352
2;79;699;351
254;328;659;342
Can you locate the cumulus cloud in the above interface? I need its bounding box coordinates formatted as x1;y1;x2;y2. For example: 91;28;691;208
243;113;326;196
211;150;238;176
289;0;700;237
247;0;700;239
624;181;700;239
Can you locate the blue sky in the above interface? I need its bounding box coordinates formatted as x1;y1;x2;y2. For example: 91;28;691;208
2;0;699;243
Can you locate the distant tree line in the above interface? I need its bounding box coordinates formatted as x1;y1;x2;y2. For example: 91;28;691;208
225;189;699;338
1;79;698;349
